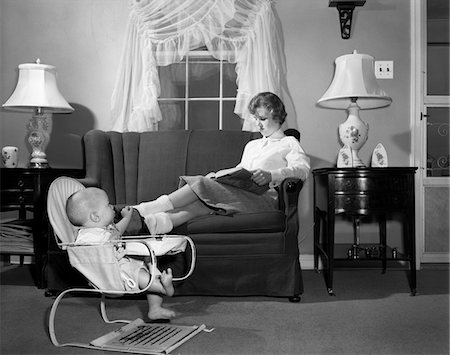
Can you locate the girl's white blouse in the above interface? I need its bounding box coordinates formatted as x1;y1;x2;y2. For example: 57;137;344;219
237;134;310;188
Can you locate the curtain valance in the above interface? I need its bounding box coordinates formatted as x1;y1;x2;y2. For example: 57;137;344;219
111;0;286;132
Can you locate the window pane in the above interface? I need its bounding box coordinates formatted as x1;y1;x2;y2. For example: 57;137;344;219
427;45;450;95
188;101;218;129
158;101;185;131
426;107;449;177
427;0;450;95
189;61;219;98
223;63;238;97
222;101;242;130
159;64;186;99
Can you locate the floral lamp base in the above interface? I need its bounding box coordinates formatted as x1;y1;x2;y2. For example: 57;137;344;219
27;112;52;168
337;102;368;168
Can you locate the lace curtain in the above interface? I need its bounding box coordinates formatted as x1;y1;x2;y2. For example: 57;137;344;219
111;0;287;132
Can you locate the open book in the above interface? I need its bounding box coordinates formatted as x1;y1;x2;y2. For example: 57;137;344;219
213;167;269;195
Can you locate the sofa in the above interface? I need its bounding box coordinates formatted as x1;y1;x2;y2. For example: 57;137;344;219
46;129;305;301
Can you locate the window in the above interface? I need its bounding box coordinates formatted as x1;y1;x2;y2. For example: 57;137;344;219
157;49;243;131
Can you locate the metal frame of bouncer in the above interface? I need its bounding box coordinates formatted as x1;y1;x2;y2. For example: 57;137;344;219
46;177;199;354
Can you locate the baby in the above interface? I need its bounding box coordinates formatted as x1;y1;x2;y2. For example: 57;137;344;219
66;187;175;321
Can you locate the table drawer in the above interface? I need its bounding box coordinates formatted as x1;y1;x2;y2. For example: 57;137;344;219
0;190;34;207
335;193;407;212
0;174;35;190
334;176;409;193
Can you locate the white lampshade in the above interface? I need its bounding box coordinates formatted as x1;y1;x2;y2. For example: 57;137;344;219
2;61;73;113
2;60;73;168
317;50;391;109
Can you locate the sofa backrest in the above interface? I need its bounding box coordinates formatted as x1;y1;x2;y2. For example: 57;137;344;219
83;129;261;205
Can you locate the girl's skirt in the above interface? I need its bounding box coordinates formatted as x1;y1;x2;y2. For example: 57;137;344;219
179;175;277;215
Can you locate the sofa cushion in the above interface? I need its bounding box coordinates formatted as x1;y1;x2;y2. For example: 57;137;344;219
185;211;285;234
137;131;190;202
187;232;285;255
117;205;286;236
186;130;261;176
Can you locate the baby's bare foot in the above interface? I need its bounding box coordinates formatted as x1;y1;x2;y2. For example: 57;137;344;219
148;307;176;321
160;268;174;296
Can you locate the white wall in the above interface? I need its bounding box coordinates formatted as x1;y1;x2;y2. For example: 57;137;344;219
0;0;129;167
0;0;412;257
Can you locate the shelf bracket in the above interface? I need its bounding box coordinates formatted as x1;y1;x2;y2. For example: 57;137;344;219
329;0;366;39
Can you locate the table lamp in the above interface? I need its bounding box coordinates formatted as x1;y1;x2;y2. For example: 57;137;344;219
2;59;73;168
317;50;391;167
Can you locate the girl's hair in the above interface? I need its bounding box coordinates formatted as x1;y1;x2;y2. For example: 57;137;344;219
248;92;287;124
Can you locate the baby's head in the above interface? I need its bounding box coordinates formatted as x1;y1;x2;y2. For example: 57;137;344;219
66;187;115;228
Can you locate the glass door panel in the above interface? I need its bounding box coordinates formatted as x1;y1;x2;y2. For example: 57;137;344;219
426;0;449;95
426;107;450;177
421;0;450;263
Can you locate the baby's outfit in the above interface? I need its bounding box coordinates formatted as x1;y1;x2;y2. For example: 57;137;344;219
75;224;159;291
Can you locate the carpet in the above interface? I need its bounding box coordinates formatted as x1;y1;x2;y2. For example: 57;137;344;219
1;264;449;355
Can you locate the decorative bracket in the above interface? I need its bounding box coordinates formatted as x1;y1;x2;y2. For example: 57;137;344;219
329;0;366;39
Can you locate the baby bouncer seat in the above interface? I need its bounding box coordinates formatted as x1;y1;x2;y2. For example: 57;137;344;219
46;177;204;354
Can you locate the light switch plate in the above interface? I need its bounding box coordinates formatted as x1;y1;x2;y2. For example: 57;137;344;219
375;60;394;79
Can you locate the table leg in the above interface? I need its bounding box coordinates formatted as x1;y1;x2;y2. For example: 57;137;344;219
326;211;335;296
379;214;387;274
405;212;417;296
314;207;320;272
351;217;361;259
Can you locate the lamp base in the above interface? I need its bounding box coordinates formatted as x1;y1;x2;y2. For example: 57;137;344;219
350;149;365;168
29;161;50;169
338;101;368;167
27;110;52;169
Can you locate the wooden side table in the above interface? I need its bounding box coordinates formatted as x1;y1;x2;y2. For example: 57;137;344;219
0;168;84;288
313;167;417;296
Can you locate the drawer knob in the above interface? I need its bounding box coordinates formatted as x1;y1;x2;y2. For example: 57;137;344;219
17;180;24;187
18;195;25;203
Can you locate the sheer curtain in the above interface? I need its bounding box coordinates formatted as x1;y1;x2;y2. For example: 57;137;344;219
111;0;287;132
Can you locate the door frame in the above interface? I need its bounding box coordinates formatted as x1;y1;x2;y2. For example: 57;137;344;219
411;0;424;268
411;0;450;266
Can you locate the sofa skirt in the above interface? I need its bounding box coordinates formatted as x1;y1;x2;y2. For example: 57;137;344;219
174;254;303;298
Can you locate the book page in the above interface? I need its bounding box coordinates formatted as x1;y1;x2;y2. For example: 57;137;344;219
213;168;269;194
214;166;246;178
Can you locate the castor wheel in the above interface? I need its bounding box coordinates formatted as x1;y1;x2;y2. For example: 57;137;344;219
289;295;301;303
44;289;57;297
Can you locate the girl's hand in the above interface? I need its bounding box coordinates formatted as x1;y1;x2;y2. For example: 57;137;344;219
251;169;271;186
121;206;133;218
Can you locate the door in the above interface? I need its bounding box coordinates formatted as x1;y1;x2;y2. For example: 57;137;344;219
413;0;450;264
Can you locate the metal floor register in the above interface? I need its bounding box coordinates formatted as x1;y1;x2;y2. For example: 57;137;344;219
90;318;208;354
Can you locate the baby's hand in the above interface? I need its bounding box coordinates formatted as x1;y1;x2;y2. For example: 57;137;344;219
205;172;216;179
121;206;133;218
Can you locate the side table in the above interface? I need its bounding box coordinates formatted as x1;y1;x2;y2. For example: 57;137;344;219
1;168;84;288
313;167;417;296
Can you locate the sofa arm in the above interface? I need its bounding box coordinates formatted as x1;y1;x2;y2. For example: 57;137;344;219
277;178;304;253
277;178;304;212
